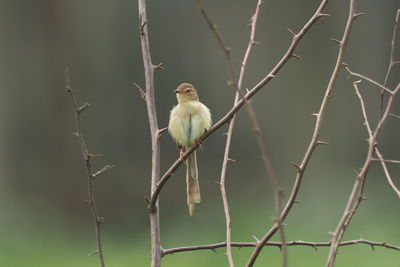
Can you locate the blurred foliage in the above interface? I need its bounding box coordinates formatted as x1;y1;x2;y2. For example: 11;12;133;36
0;0;399;266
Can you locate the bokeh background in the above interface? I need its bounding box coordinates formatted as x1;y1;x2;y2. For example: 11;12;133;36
1;0;400;266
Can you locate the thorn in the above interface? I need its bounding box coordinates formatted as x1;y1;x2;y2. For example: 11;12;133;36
92;165;114;178
361;196;368;201
139;19;148;34
252;235;260;243
211;248;217;254
328;232;335;237
132;82;146;100
78;102;90;113
291;53;302;60
286;28;296;37
291;162;301;171
312;245;318;252
98;217;105;224
153;62;165;70
352;169;361;177
88;250;99;256
252;41;260;45
294;199;301;204
214;181;221;185
221;132;228;136
72;132;79;137
353;12;365;19
86;153;96;159
318;13;330;18
329;38;341;45
311;113;319;117
370;244;375;251
278;187;285;197
145;197;150;204
317;140;329;145
91;153;103;158
227;158;236;163
158;127;168;139
268;74;275;79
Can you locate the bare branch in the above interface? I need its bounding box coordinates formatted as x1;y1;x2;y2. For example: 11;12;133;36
354;81;400;199
381;9;400;114
374;149;400;198
344;65;393;94
327;79;400;266
389;113;400;119
372;158;400;164
65;67;107;267
326;9;400;265
196;0;238;88
137;1;162;266
162;239;400;256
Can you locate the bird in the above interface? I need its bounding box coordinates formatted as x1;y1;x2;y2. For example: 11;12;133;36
168;83;212;216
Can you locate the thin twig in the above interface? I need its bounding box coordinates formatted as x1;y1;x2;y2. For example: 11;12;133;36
344;66;393;94
137;1;162;267
326;79;400;266
161;238;400;256
374;147;400;198
372;158;400;164
65;67;107;267
389;113;400;119
196;0;238;88
380;9;400;115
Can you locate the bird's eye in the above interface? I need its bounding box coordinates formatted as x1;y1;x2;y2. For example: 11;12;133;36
185;89;191;93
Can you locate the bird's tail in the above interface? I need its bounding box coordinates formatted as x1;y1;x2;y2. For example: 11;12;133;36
186;151;201;216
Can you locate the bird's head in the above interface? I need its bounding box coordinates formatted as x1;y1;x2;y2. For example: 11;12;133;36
174;83;199;103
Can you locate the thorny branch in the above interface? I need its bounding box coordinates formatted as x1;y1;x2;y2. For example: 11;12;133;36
326;80;400;266
353;82;400;198
326;8;400;265
162;238;400;256
65;67;109;267
137;0;162;266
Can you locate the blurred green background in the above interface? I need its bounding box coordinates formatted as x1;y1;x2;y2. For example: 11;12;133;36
1;0;400;266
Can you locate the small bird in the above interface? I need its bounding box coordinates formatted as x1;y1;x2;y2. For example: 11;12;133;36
168;83;212;216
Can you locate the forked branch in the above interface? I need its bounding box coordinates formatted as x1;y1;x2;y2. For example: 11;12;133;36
65;67;108;267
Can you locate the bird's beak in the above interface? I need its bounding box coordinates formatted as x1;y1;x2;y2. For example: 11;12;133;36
173;89;179;94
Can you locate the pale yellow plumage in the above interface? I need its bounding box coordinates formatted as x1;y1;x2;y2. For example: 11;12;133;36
168;83;211;215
